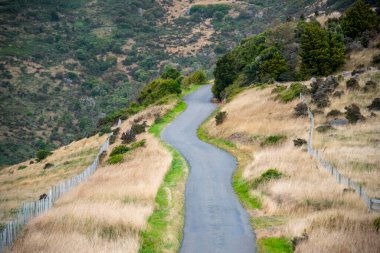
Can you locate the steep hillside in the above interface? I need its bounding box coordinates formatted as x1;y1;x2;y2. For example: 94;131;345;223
0;0;360;166
201;67;380;252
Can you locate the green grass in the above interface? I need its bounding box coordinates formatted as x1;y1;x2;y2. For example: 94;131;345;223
252;169;283;189
276;82;307;103
251;216;287;229
258;237;293;253
107;154;124;164
17;165;27;170
261;135;287;147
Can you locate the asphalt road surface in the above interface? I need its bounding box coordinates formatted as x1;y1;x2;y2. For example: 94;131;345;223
162;85;256;253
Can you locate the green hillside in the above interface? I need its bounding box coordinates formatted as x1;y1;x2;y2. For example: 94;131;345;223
1;0;377;166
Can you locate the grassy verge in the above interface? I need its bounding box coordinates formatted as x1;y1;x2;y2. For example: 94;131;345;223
140;85;204;252
257;237;293;253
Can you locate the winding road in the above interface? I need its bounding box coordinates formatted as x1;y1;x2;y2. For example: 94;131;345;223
162;85;256;253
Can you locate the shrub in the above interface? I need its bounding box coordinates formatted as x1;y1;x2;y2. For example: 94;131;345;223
374;217;380;233
43;163;54;169
36;149;52;162
161;66;181;80
109;128;120;144
372;54;380;66
293;138;307;147
367;98;380;111
327;109;342;117
252;169;283;189
131;121;147;134
99;125;111;136
215;111;227;125
17;165;27;170
276;83;307;103
345;104;365;123
293;103;308;117
107;154;124;164
363;80;377;92
316;124;334;132
130;139;146;150
138;78;181;106
346;78;360;90
121;130;136;144
261;135;287;147
190;69;207;84
110;145;130;156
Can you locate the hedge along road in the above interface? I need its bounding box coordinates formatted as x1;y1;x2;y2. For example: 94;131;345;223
162;85;256;253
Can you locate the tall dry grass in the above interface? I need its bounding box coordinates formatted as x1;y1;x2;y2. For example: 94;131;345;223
9;105;173;253
313;70;380;197
0;134;107;222
204;82;380;252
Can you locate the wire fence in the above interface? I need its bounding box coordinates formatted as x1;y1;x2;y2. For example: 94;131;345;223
0;119;121;251
300;94;380;212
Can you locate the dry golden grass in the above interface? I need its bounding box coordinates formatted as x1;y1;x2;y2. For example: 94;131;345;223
0;134;107;222
9;105;173;253
204;81;380;252
313;70;380;197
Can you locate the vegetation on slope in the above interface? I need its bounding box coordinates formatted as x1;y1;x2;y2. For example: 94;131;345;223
213;0;379;99
1;0;370;166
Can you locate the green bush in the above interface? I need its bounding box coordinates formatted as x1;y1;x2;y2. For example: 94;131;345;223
36;149;52;162
252;169;283;189
276;83;307;103
261;135;287;147
99;125;112;136
374;217;380;233
43;163;54;169
17;165;27;170
138;78;181;106
107;154;124;164
161;66;181;80
215;111;228;125
110;145;130;156
130;139;146;150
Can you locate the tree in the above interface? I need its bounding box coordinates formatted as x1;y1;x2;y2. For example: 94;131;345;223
213;53;238;99
300;22;344;77
161;66;181;80
340;0;379;39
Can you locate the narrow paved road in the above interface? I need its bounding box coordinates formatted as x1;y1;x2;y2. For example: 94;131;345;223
162;85;256;253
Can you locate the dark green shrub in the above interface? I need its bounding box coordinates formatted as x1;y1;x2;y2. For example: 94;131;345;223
161;66;181;80
345;104;365;123
372;54;380;66
316;124;334;132
293;138;307;147
109;128;120;144
99;125;112;136
346;78;360;90
363;80;377;92
294;102;308;117
107;154;124;164
17;165;27;170
327;109;342;117
43;163;54;169
215;111;227;125
252;169;283;189
374;217;380;233
261;135;287;147
36;149;52;162
121;130;136;144
367;98;380;111
130;139;146;150
110;145;130;156
131;121;147;134
138;78;181;106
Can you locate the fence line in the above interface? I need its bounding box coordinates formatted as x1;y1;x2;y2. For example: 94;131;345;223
0;119;121;251
300;94;379;212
